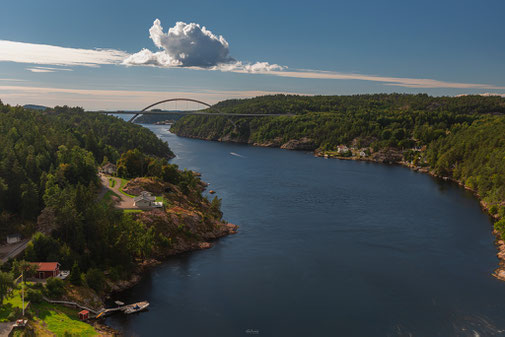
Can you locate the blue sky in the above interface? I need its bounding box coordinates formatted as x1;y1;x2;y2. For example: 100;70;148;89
1;0;504;109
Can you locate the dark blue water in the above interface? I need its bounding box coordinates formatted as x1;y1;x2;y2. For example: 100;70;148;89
106;125;505;336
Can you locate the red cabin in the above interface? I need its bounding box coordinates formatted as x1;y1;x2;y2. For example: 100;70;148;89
31;262;60;279
78;310;89;320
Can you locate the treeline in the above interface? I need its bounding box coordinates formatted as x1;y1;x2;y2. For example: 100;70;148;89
210;93;505;115
171;94;505;151
133;112;185;124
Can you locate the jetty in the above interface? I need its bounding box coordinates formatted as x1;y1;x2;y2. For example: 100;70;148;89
96;301;150;318
42;296;149;318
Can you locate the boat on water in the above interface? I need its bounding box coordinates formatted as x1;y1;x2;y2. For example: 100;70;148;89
124;301;150;314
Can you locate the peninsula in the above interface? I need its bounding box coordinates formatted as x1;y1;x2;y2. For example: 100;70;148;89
0;102;237;335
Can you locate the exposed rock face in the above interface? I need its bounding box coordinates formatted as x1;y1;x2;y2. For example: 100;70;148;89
37;207;57;234
136;207;238;260
105;259;161;293
280;137;317;150
253;137;284;148
371;148;404;164
63;284;105;311
106;207;238;293
123;177;170;195
494;238;505;281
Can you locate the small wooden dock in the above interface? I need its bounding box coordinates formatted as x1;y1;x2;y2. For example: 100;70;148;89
96;301;150;318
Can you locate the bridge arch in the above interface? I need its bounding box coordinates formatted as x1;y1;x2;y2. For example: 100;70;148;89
128;98;217;122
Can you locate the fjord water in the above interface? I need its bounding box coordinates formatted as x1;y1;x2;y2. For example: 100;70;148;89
107;125;505;336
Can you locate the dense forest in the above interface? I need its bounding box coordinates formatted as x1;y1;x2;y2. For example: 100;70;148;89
426;116;505;226
132;111;186;124
171;93;505;222
0;103;172;232
172;94;505;150
0;102;227;292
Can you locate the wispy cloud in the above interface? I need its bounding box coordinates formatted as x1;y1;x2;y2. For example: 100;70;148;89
241;69;505;89
0;40;128;67
457;93;505;97
0;85;306;110
0;78;26;82
26;66;74;73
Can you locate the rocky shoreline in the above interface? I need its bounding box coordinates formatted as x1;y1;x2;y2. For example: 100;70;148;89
105;221;238;295
94;221;237;335
315;147;505;281
171;131;505;281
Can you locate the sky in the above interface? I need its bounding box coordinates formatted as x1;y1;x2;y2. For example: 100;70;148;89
0;0;504;110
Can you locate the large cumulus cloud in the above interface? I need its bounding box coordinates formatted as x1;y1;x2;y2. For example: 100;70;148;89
123;19;285;72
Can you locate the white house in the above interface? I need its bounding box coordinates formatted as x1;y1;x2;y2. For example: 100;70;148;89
134;191;163;208
6;234;21;244
100;162;117;175
337;145;349;154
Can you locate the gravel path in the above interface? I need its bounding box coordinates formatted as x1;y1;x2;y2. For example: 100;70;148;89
99;174;136;209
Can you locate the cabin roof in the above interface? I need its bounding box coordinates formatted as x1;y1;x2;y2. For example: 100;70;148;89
31;262;60;272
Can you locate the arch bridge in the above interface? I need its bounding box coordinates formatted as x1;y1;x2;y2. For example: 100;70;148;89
108;98;293;122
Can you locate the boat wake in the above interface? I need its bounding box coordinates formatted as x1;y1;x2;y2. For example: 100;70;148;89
230;152;246;158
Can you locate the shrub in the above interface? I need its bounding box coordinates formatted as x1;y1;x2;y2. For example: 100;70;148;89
45;277;65;298
32;282;43;290
26;288;43;303
494;219;505;239
490;204;499;215
64;332;81;337
70;262;81;286
85;268;105;293
7;307;21;321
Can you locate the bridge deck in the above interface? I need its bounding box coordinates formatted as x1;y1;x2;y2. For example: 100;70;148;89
111;111;295;117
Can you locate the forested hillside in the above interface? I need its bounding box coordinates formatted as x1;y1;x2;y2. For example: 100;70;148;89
0;103;172;231
0;102;234;290
172;94;505;150
426;116;505;223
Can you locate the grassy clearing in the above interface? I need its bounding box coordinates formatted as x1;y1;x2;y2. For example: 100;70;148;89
155;196;166;206
119;178;135;198
31;302;98;337
102;190;120;203
124;209;143;214
0;287;25;322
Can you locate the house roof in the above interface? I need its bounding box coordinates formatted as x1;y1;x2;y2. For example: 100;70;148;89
102;162;116;169
31;262;60;272
134;191;155;202
79;310;89;315
134;195;148;202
